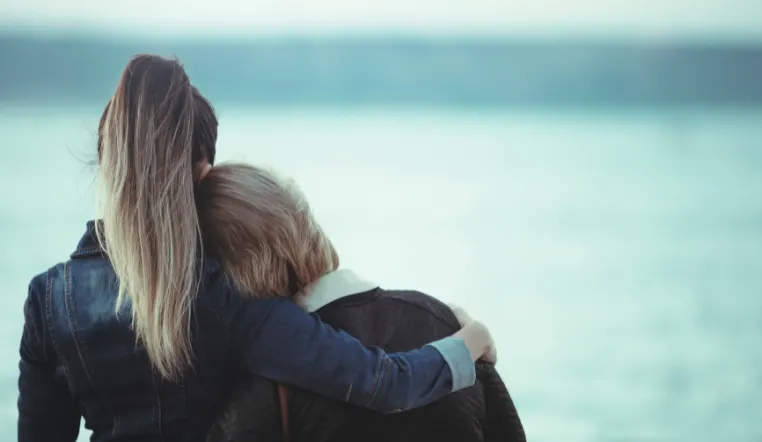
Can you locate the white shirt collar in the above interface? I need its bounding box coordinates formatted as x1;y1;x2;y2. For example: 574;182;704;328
298;269;378;313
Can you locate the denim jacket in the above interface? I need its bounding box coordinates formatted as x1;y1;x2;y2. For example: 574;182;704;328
17;221;475;442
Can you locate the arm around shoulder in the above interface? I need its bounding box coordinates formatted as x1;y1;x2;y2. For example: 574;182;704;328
228;296;478;414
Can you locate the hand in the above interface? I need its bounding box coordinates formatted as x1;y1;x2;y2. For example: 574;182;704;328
480;334;498;365
448;304;497;365
447;303;474;327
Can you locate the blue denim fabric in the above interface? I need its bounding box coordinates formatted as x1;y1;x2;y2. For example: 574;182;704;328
17;221;475;441
427;337;476;392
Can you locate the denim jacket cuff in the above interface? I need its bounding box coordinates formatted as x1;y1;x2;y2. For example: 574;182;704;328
425;336;476;392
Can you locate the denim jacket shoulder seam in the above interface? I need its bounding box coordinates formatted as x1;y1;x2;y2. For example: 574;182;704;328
63;260;120;435
45;266;65;366
45;265;81;408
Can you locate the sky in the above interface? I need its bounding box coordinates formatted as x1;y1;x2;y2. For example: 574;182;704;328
1;0;762;42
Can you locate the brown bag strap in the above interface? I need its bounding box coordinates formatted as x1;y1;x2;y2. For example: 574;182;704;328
277;384;291;442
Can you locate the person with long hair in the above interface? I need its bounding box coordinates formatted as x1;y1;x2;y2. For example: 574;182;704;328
17;54;497;442
196;163;524;442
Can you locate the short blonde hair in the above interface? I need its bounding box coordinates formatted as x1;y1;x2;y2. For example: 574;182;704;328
195;163;339;299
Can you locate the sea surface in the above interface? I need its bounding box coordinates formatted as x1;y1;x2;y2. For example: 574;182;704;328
1;105;761;441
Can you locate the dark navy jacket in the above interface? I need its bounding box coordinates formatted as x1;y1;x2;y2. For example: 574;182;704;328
17;222;474;442
207;270;525;442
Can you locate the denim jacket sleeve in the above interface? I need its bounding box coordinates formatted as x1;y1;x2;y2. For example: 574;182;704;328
18;272;81;442
230;297;476;414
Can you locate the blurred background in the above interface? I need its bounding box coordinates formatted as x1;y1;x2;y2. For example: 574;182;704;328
2;0;762;441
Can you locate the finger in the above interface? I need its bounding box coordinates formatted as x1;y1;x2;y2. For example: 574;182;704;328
480;346;497;365
480;351;497;365
447;303;472;325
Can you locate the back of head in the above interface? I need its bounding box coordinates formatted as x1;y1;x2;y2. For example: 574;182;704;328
96;54;218;380
195;163;339;299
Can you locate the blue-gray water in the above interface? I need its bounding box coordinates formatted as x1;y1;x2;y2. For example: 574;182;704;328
3;35;762;106
1;105;761;441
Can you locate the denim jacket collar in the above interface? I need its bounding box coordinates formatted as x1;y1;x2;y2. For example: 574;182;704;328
71;220;104;259
70;220;220;277
70;221;371;303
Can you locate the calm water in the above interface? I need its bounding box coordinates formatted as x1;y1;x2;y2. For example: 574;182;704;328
1;105;761;441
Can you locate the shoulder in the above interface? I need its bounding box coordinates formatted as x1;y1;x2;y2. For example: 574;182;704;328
195;258;279;315
24;270;48;324
22;263;65;350
194;261;294;340
375;289;460;330
25;263;65;311
27;268;49;299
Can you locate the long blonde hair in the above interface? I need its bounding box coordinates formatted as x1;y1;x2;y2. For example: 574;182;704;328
95;54;218;380
195;163;339;299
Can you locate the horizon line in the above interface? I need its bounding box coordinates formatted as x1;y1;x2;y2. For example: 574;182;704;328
3;25;762;47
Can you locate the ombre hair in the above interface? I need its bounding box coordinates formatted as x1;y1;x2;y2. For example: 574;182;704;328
195;163;339;300
95;54;217;380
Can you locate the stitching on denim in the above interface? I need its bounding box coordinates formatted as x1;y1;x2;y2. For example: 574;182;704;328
71;248;101;259
44;268;53;359
365;353;382;405
178;379;188;417
344;384;352;402
45;266;79;407
153;375;188;438
64;261;120;436
383;356;392;407
367;353;388;409
151;373;165;440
